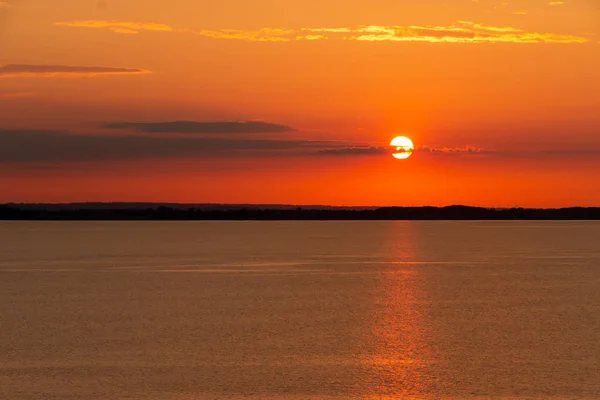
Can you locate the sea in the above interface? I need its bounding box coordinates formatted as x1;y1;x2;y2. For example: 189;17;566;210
1;221;599;399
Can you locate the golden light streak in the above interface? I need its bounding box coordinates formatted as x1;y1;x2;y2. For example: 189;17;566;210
297;35;328;41
54;20;174;34
191;28;294;42
55;20;589;44
111;28;139;35
457;21;522;33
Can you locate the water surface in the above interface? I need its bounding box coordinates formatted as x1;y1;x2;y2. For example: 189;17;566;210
1;221;599;399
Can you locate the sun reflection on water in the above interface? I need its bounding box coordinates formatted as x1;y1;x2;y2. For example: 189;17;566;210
356;222;436;399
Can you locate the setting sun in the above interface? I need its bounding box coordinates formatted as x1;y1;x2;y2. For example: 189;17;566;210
390;136;415;160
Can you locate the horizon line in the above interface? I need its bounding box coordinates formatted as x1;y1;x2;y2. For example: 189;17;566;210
2;202;599;210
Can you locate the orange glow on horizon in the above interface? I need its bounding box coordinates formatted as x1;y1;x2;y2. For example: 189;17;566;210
0;0;599;206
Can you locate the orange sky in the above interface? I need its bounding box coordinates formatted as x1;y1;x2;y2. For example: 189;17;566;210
1;0;599;206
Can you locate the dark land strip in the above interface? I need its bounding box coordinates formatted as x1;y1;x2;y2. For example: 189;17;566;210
1;204;599;220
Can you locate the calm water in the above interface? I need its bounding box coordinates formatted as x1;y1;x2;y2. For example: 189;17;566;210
1;221;599;399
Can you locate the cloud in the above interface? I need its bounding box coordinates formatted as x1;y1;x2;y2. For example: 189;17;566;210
417;146;600;159
0;130;331;163
3;130;598;165
54;20;173;34
13;163;74;171
317;146;389;156
0;0;9;7
55;19;589;44
0;64;151;78
317;145;492;157
549;1;564;5
3;130;485;164
0;92;34;99
192;28;295;42
297;35;328;41
540;149;600;156
331;22;586;43
417;145;489;154
54;20;293;41
102;121;295;134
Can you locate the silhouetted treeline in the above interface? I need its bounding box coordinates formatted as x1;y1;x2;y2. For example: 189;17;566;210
1;204;599;220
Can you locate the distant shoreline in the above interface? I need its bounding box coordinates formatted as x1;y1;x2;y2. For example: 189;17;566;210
1;204;599;220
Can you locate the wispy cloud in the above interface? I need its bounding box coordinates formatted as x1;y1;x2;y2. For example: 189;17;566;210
0;130;327;163
3;129;597;164
317;146;388;156
318;145;490;156
54;20;589;44
549;1;565;5
55;20;295;42
0;92;34;99
193;28;295;42
326;22;585;43
54;20;173;34
0;129;493;164
102;121;295;134
0;0;10;8
0;64;151;78
417;145;488;154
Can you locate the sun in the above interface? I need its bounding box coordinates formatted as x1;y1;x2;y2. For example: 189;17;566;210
390;136;414;160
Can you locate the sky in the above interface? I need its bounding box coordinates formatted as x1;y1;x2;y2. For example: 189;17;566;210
1;0;599;206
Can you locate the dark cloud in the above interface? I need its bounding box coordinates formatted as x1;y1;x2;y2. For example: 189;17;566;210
416;145;488;154
3;129;595;165
415;146;600;159
317;146;389;156
0;64;150;78
318;145;491;157
540;149;600;156
102;121;295;134
0;130;325;163
0;91;33;99
13;163;74;171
